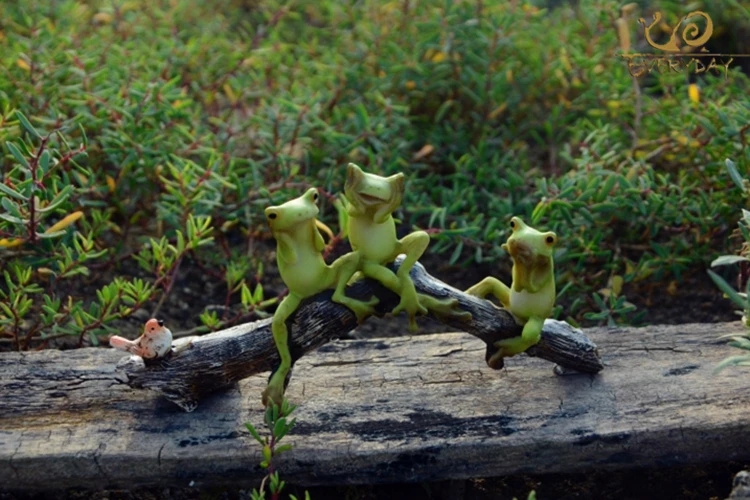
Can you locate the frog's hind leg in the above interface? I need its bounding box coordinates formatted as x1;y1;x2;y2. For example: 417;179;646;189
393;232;471;324
361;259;427;331
488;315;544;367
329;253;379;323
465;277;510;308
417;293;472;322
262;294;301;407
385;232;429;330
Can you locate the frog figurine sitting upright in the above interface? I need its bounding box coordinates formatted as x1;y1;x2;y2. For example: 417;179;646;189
465;216;557;368
262;187;379;407
344;163;471;331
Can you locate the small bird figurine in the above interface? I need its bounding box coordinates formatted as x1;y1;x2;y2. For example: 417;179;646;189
109;318;173;359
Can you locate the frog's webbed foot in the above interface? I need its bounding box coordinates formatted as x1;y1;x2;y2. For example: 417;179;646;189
391;275;428;331
488;337;529;367
418;293;472;322
261;372;286;408
338;295;380;324
487;316;544;368
330;252;379;323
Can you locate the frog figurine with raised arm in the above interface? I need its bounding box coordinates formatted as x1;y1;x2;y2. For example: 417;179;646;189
262;187;379;407
344;163;470;331
465;216;557;368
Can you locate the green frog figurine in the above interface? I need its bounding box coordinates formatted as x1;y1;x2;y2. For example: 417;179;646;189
262;187;378;407
344;163;470;331
466;216;557;368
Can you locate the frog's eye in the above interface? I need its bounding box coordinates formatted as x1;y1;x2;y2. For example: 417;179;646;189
545;234;557;245
267;212;277;220
313;192;319;201
509;220;516;229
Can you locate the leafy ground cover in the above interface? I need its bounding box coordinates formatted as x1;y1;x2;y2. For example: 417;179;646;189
2;0;748;350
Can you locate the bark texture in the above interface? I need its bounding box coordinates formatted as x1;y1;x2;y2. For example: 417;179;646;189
1;322;749;491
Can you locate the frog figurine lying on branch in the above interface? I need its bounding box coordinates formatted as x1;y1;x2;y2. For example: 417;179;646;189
466;216;557;368
344;163;471;331
262;187;378;407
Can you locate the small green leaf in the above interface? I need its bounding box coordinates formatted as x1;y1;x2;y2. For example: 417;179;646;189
15;111;42;139
36;185;73;213
0;213;27;224
253;283;263;304
449;240;463;265
0;182;28;201
711;255;750;267
726;158;745;192
36;230;67;239
274;444;293;454
434;99;454;123
39;150;50;173
78;123;88;147
244;422;264;445
714;354;750;374
241;283;253;306
708;270;747;309
6;142;30;168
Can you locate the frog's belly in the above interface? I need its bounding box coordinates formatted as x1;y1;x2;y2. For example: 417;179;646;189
509;289;554;321
350;218;397;264
279;254;330;296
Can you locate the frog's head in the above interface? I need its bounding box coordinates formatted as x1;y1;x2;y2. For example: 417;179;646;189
344;163;405;223
265;187;320;233
502;216;557;264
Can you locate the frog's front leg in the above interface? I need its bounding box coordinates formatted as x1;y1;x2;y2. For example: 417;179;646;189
262;293;301;407
465;277;511;309
329;252;379;323
487;315;543;368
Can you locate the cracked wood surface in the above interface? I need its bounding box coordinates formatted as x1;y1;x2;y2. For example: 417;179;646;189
2;322;750;491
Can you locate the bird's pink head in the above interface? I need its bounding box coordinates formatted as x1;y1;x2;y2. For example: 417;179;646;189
144;318;166;337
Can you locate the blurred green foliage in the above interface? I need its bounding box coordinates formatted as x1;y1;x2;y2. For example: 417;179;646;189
710;159;750;370
1;0;749;349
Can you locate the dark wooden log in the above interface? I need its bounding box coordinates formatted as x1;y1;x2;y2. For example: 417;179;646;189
117;256;602;411
1;322;749;492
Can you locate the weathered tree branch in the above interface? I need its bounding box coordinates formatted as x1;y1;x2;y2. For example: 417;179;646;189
119;256;603;411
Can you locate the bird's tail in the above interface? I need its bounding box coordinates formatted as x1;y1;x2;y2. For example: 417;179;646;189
109;335;137;353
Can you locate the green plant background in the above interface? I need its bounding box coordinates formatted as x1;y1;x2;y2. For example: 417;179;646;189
1;0;749;349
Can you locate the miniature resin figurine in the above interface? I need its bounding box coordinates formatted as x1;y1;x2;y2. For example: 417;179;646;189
262;187;378;407
344;163;469;331
465;216;557;368
109;318;173;359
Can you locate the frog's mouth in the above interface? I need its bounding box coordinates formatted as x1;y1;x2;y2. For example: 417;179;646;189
355;190;390;205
